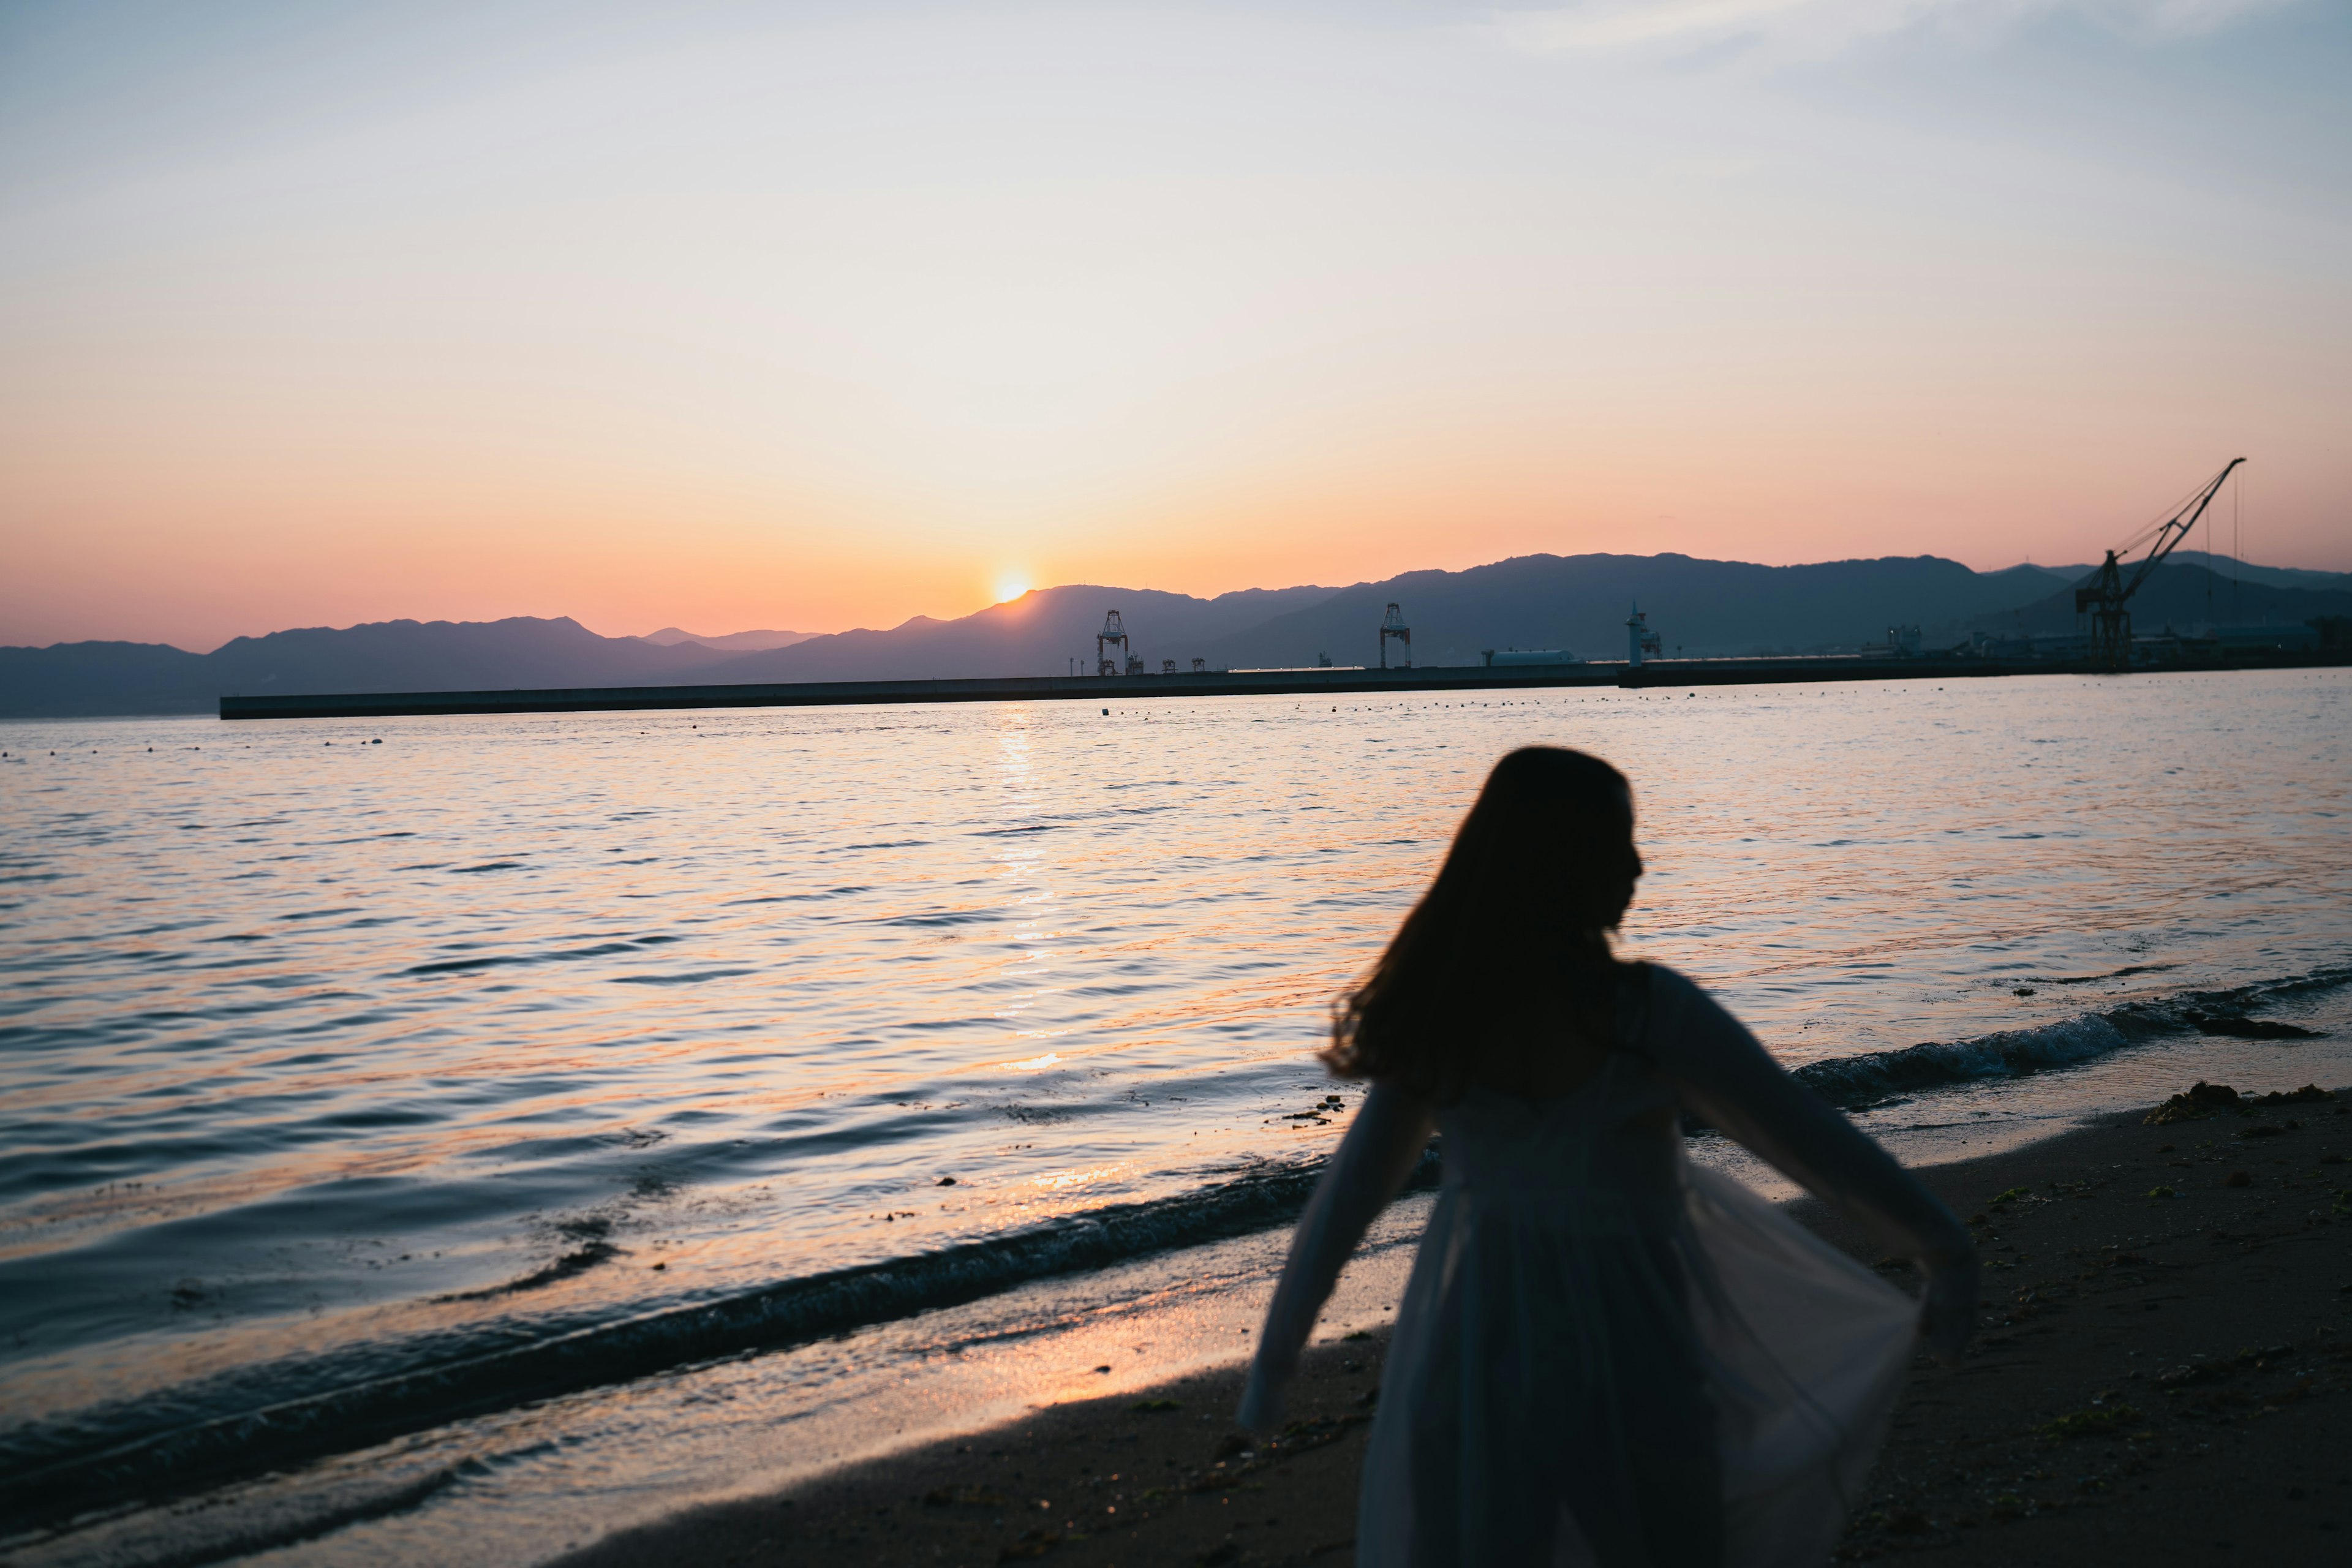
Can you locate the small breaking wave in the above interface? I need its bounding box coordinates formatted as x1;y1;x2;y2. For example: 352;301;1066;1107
1792;965;2348;1109
1793;1015;2133;1106
42;1463;475;1568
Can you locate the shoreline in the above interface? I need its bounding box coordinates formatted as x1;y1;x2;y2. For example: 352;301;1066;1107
555;1081;2352;1567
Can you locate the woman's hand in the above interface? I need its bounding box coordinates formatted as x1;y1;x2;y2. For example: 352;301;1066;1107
1918;1248;1980;1365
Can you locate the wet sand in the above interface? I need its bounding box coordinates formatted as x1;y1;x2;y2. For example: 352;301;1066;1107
558;1083;2352;1567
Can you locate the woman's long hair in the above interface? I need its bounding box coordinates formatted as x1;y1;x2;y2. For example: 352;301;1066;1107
1323;747;1638;1098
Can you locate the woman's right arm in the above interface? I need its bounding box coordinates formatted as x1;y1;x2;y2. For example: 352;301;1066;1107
1642;965;1979;1361
1236;1080;1434;1431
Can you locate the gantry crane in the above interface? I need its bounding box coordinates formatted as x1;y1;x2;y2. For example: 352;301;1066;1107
1379;604;1411;669
1096;611;1130;676
2075;458;2244;669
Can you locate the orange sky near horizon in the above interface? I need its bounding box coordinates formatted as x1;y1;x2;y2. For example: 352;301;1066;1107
2;2;2346;652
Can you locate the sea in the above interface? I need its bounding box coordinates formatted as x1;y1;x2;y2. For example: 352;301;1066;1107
3;668;2348;1565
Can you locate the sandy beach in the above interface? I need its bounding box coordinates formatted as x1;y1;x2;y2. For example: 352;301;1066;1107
557;1080;2352;1568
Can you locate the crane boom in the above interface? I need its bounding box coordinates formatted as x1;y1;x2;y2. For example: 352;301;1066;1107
2074;458;2244;669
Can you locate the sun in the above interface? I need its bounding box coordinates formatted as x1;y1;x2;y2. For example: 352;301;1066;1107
993;570;1032;603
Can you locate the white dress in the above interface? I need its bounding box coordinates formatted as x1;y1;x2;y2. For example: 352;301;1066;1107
1239;963;1974;1568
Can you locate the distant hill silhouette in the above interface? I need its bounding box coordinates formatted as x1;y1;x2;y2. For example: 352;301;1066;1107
1975;563;2352;639
0;617;734;717
0;641;214;718
4;551;2343;717
1182;554;2071;668
691;584;1338;684
2041;555;2350;594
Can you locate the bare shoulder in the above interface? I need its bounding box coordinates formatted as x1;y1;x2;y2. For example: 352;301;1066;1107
1630;959;1705;1008
1626;963;1754;1060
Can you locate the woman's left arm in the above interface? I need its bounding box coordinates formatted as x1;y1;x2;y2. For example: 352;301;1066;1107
1642;965;1980;1362
1236;1081;1434;1431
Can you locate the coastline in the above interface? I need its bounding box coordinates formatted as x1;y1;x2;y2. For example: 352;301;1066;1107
211;654;2352;722
555;1082;2352;1568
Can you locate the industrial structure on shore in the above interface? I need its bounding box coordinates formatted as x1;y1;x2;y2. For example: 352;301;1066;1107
1058;462;2334;681
2074;458;2245;669
219;633;2349;721
219;460;2345;722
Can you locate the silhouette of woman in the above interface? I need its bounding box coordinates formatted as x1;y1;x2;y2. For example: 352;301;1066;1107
1238;747;1976;1567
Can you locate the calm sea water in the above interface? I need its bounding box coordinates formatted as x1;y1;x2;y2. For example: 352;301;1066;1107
4;669;2349;1562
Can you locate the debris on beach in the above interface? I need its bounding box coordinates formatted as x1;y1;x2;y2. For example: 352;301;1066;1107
2187;1011;2321;1039
995;1525;1065;1558
2146;1082;2245;1124
2040;1403;2143;1439
2143;1081;2336;1126
1180;1414;1368;1495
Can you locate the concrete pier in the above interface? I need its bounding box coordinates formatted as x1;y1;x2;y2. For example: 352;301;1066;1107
213;654;2178;720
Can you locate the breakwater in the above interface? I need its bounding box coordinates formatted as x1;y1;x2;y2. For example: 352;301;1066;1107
206;654;2269;720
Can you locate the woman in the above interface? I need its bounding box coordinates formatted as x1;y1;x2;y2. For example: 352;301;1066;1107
1237;747;1977;1567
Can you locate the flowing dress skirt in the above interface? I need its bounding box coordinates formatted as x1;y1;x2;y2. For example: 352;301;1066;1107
1357;1112;1918;1568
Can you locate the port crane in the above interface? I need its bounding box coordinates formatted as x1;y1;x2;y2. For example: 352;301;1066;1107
1624;602;1661;667
2075;458;2244;670
1379;603;1411;669
1096;611;1131;676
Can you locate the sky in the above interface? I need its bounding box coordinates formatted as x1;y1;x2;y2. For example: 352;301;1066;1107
2;1;2346;652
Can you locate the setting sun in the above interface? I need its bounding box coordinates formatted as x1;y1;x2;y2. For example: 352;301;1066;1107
994;572;1032;604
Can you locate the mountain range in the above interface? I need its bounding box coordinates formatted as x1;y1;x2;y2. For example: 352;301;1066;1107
4;551;2345;718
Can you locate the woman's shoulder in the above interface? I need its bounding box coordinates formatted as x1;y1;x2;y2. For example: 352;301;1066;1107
1619;957;1703;1003
1616;961;1727;1045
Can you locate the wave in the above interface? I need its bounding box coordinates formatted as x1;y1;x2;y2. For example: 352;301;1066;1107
8;962;2343;1540
55;1463;474;1568
1790;964;2348;1109
0;1150;1441;1538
